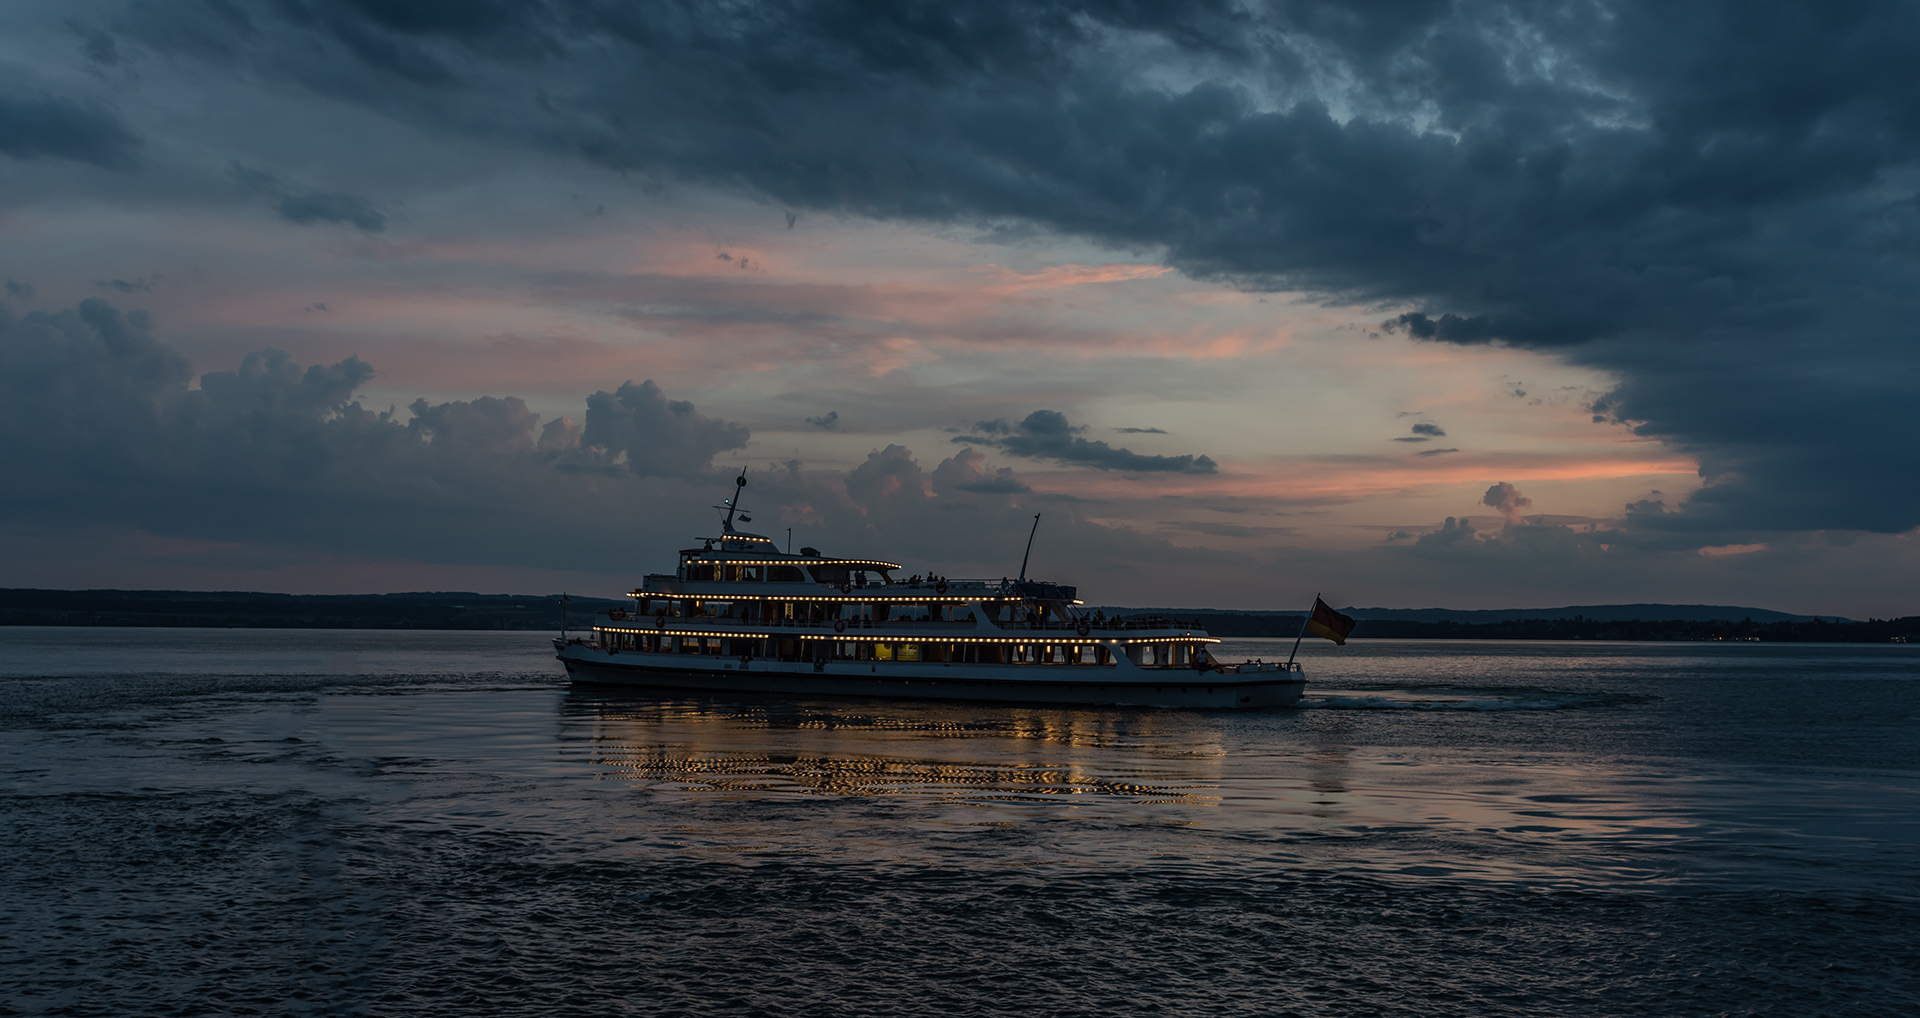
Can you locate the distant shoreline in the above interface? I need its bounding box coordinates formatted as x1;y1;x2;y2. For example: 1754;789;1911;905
1155;612;1916;644
3;588;1914;642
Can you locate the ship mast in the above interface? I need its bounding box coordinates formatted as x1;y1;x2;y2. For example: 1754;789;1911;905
711;470;754;547
1018;512;1041;582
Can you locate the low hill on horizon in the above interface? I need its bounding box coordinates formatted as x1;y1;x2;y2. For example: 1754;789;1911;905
3;589;1900;638
0;588;626;630
1093;602;1857;624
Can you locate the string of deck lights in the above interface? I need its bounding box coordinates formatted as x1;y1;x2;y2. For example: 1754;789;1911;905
595;625;1217;646
671;558;904;568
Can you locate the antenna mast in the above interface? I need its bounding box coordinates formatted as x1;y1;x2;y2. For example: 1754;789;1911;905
718;470;747;534
1018;513;1041;582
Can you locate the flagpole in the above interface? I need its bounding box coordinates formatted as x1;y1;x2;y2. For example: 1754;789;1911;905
1286;592;1317;669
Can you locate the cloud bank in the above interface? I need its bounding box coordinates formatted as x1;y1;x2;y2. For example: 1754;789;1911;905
92;0;1916;541
0;298;1225;592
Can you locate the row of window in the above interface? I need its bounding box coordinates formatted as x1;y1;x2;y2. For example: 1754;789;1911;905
633;599;1054;625
597;632;1205;666
679;561;894;585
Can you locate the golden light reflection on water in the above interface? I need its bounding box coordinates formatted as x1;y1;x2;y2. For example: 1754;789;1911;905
579;697;1227;813
552;686;1913;887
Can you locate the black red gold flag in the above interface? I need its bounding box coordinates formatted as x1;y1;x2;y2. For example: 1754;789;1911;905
1304;597;1356;645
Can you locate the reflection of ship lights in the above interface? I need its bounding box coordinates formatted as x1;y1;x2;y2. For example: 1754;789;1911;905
576;699;1228;807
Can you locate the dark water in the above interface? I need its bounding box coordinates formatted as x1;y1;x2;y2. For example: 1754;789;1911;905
3;629;1917;1017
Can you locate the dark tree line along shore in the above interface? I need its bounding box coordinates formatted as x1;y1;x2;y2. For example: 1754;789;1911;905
0;589;623;631
1168;613;1919;643
1;590;1913;642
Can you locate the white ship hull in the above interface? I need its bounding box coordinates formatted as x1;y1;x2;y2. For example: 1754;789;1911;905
557;643;1305;709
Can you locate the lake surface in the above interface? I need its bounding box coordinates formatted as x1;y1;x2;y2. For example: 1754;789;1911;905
3;628;1917;1016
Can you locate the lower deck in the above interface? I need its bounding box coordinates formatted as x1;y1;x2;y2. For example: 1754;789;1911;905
556;643;1306;709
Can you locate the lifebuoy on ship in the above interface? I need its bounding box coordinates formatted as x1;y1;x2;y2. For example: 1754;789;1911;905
834;619;847;633
1076;622;1091;637
841;582;852;594
935;580;948;595
655;616;667;630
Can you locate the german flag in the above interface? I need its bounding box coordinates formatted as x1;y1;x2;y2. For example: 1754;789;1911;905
1304;597;1356;646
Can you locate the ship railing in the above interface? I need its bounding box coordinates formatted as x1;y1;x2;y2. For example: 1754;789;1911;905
801;577;1017;594
597;615;1214;634
638;577;1105;599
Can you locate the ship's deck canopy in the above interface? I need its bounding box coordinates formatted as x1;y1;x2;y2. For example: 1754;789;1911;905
680;534;903;571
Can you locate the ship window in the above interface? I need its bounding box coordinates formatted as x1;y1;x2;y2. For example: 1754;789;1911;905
874;642;894;661
807;564;849;585
898;643;921;662
770;565;806;582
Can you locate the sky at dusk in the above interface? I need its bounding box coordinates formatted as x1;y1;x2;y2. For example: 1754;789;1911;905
2;1;1916;616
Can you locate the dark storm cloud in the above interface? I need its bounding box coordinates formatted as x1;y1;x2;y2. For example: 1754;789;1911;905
955;410;1217;474
0;90;142;170
94;278;152;293
67;20;122;66
231;163;388;232
118;0;1920;537
277;191;388;231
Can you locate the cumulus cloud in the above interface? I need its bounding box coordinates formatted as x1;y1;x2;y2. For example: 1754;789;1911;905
0;298;1253;595
736;442;1229;590
577;380;751;479
805;411;840;430
109;0;1920;536
954;410;1216;474
1482;482;1534;527
0;300;749;567
1415;517;1479;549
931;447;1030;495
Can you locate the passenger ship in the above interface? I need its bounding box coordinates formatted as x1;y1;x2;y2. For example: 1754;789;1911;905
554;476;1306;708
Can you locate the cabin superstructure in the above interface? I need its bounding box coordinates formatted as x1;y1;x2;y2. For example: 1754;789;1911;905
554;474;1306;708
